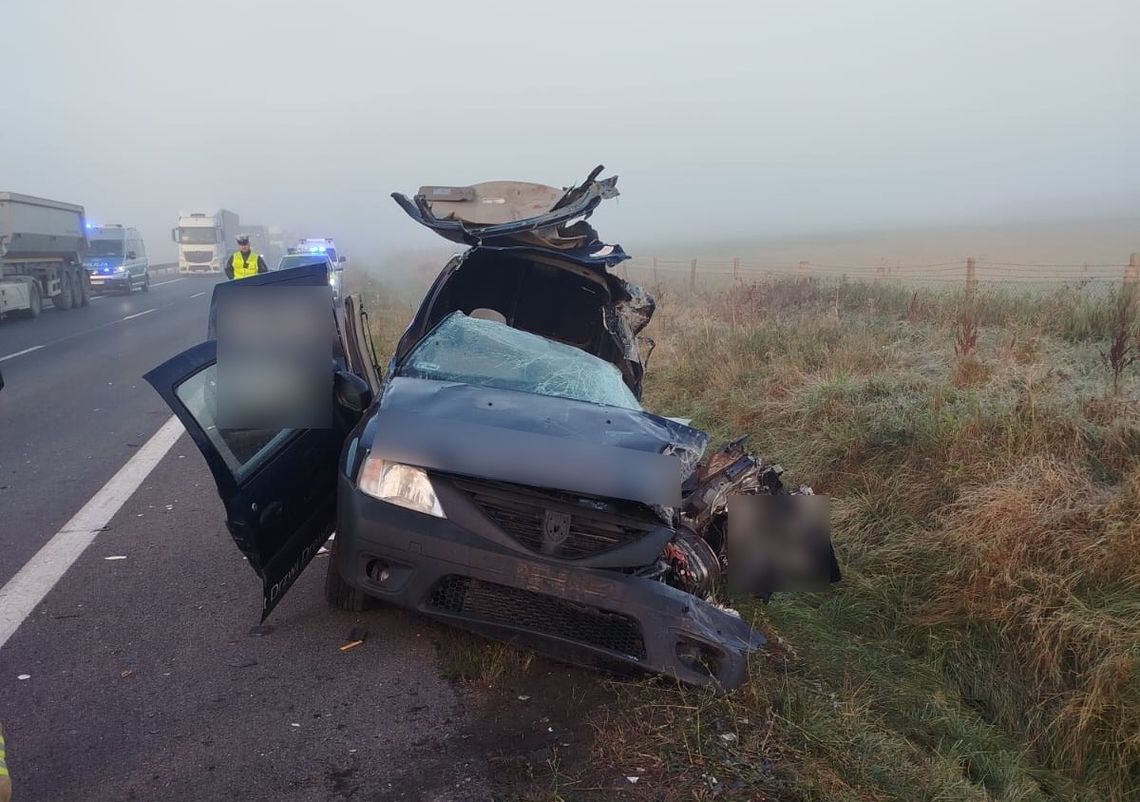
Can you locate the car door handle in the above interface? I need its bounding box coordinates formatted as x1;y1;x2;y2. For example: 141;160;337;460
258;501;284;527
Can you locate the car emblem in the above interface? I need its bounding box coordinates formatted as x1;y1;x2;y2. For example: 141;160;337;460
542;510;571;548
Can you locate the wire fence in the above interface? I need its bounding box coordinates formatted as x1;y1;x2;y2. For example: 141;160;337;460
616;253;1140;290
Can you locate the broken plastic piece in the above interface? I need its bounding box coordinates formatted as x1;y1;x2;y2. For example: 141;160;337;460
339;627;368;651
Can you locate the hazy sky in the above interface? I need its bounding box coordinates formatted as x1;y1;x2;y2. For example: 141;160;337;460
1;0;1136;262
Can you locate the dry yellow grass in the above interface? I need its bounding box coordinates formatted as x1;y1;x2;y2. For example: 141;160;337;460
354;271;1140;800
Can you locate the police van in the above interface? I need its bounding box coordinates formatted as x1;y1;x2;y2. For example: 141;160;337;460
84;225;149;293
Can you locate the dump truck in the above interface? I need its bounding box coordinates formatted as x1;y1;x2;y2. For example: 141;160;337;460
0;192;91;320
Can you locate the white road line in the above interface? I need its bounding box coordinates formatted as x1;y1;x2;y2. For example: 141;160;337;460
0;345;45;363
150;278;185;288
122;309;156;321
190;291;206;299
0;415;185;651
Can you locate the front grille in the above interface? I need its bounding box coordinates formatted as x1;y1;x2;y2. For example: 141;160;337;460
450;477;665;559
184;251;214;264
426;575;646;659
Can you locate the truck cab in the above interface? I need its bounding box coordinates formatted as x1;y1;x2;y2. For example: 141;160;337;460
85;225;149;294
174;210;239;274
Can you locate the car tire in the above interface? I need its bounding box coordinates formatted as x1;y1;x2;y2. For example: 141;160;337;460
25;283;42;318
141;272;150;293
123;273;134;295
324;536;370;612
54;272;73;310
78;271;90;306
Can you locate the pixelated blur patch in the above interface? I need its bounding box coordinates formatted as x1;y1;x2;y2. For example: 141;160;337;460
727;494;838;595
215;286;333;429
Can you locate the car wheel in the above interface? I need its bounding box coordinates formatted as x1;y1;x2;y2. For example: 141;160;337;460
25;283;42;318
54;272;73;310
79;271;91;306
123;273;133;295
141;272;150;293
324;536;370;612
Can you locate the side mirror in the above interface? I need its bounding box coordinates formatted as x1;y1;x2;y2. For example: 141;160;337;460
127;251;137;260
334;370;372;414
170;228;177;243
338;256;347;264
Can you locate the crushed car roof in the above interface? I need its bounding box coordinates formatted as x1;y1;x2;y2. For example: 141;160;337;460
392;165;626;261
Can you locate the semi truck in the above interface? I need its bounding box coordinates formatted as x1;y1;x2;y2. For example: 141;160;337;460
0;192;92;320
173;209;240;274
235;224;289;269
267;226;291;269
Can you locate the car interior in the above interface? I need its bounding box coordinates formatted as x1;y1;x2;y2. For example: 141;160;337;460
423;249;610;353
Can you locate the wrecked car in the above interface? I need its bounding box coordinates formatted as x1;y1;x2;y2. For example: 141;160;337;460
144;167;838;690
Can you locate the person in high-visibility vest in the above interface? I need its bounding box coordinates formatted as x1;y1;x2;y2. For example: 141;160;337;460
224;235;268;280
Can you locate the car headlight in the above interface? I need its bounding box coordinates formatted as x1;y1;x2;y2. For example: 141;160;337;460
328;271;340;287
356;455;444;518
114;265;126;273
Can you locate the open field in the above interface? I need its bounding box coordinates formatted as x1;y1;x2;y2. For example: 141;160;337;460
350;269;1140;801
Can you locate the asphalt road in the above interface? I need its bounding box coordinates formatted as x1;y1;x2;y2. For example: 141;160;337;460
0;275;491;801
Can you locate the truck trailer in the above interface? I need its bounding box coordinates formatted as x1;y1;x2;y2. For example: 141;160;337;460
173;209;240;274
0;192;91;320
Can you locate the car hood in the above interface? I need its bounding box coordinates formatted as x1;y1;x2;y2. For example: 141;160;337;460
392;165;625;258
368;377;709;507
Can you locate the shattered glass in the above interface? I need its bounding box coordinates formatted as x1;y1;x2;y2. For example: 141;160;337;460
398;312;643;410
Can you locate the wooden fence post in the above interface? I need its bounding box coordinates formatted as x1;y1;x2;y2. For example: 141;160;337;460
689;259;698;292
652;255;658;284
966;257;977;297
733;257;740;281
1127;253;1140;283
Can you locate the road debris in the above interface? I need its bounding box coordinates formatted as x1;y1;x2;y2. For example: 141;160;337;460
16;674;30;681
339;627;368;651
120;669;135;679
103;555;127;561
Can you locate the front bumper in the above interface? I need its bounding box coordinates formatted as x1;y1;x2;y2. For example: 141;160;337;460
88;273;129;290
334;473;765;689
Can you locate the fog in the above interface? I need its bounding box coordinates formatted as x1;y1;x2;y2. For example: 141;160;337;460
1;0;1136;265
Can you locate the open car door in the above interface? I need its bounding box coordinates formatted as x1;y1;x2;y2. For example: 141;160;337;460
144;265;374;620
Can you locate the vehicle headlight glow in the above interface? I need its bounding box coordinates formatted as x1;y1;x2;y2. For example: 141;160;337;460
114;265;126;272
356;455;445;518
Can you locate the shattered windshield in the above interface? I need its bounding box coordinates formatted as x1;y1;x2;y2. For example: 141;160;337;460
398;312;642;410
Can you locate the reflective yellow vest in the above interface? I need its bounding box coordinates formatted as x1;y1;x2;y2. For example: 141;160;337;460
231;251;261;279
